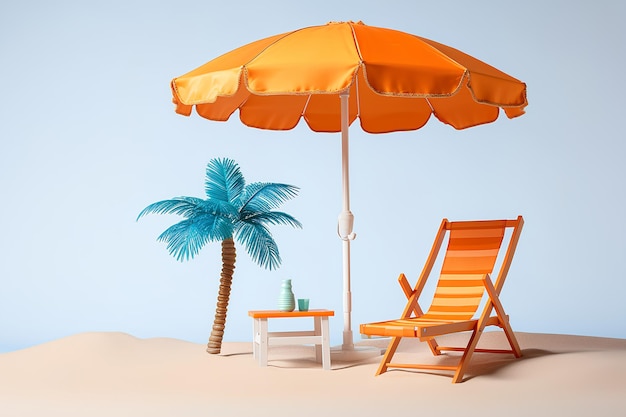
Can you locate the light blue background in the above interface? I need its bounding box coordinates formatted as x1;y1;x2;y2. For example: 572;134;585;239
1;0;625;352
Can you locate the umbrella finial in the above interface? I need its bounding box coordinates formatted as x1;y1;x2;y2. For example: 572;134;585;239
325;20;365;26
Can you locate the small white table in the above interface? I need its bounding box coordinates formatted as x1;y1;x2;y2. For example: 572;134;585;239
248;309;334;370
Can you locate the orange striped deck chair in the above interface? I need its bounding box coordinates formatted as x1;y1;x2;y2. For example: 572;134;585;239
360;216;524;383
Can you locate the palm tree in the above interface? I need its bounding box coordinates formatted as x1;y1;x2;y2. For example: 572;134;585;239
137;158;301;354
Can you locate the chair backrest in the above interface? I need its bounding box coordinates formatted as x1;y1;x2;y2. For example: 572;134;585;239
423;217;523;321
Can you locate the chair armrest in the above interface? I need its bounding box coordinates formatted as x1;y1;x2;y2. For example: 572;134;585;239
398;273;413;298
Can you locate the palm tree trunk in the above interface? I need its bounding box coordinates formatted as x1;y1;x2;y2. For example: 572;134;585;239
206;237;236;354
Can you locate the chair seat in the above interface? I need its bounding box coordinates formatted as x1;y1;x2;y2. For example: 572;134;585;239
360;316;503;339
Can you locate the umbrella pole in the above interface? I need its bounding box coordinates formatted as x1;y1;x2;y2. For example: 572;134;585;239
338;93;356;350
332;95;381;361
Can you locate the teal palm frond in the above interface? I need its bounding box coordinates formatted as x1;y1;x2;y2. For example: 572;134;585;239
235;222;281;270
136;197;206;221
242;211;303;229
158;216;233;261
197;199;240;220
205;158;245;203
239;182;300;213
137;197;239;222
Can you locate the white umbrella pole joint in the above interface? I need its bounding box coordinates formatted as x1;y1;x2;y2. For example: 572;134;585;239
337;93;356;350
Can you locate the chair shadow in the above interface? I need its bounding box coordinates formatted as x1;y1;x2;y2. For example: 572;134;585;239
461;348;558;381
382;347;559;381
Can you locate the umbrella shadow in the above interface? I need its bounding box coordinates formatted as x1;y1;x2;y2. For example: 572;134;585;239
219;344;385;370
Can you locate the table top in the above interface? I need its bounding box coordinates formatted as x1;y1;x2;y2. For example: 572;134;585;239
248;309;334;318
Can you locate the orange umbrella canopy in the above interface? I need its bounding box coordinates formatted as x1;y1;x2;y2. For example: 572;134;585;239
171;21;527;134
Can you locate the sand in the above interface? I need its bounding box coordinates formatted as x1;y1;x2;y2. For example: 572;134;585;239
1;331;624;417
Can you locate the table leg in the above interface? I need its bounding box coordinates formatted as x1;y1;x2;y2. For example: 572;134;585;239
258;318;268;367
320;316;331;370
314;316;322;363
252;317;259;359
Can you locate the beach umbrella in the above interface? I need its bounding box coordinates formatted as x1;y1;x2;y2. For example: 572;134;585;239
170;21;527;353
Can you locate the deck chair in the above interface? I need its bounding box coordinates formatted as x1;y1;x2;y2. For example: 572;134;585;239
360;216;524;383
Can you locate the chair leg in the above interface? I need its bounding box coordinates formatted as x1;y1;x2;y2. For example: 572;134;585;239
426;338;441;356
483;274;522;358
376;336;402;375
501;320;522;358
452;328;483;383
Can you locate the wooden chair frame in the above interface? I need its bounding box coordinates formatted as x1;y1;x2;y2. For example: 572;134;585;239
361;216;524;383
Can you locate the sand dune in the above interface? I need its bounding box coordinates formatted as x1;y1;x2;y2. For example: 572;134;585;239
1;331;624;416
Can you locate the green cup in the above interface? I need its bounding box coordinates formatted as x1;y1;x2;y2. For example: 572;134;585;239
297;298;310;311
